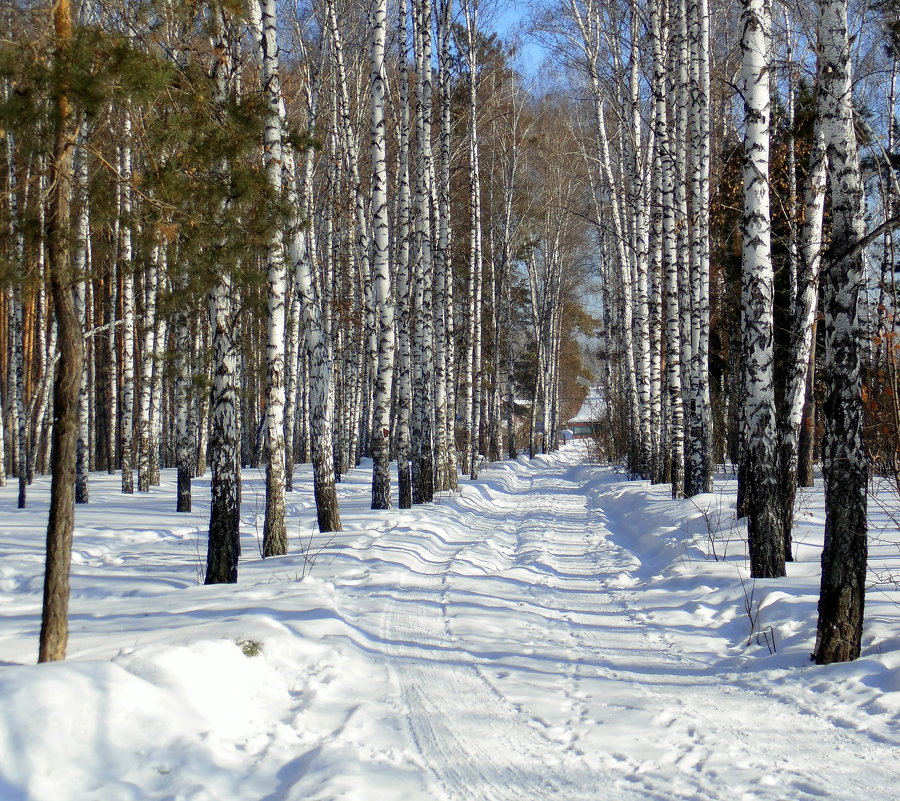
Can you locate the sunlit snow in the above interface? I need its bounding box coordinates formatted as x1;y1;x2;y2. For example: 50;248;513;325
0;445;898;800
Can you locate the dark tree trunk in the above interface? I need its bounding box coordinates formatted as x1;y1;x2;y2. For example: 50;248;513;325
777;439;797;562
177;465;192;513
798;344;817;488
398;463;412;509
206;459;241;584
39;0;82;664
205;280;242;585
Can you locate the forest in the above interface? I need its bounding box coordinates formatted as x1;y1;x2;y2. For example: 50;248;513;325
2;0;899;674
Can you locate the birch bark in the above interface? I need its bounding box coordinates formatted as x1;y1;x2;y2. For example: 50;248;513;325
411;0;435;503
6;130;28;506
138;244;159;493
779;123;827;557
629;0;652;480
464;0;484;480
286;93;343;534
434;0;456;491
395;0;414;508
813;0;869;664
205;11;242;584
370;0;395;509
173;264;193;513
685;0;712;496
106;178;118;475
739;0;784;577
120;119;136;495
656;0;685;496
249;0;288;556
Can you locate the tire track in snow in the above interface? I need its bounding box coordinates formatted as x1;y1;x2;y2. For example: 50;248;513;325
374;453;900;801
377;463;626;801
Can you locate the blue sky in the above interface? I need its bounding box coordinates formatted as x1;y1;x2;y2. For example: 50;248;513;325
492;2;551;77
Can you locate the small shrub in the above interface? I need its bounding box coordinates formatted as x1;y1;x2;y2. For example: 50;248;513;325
237;638;262;657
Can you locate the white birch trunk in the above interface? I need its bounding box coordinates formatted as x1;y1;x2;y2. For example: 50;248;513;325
207;271;241;583
395;0;414;508
6;130;27;505
411;0;435;502
813;0;869;664
655;0;685;495
150;255;166;486
249;0;288;556
465;0;484;480
434;0;456;491
284;276;300;490
106;178;119;475
779;122;827;556
739;0;784;577
369;0;395;509
120;127;136;495
285;94;343;534
675;0;693;445
138;244;159;493
205;11;242;584
629;0;653;479
685;0;712;495
73;125;90;503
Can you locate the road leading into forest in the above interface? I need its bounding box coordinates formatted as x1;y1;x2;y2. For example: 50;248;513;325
334;451;900;801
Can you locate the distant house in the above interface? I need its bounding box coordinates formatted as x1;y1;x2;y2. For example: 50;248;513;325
568;388;606;439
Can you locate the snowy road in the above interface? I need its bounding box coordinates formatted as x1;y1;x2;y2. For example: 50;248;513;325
1;447;899;800
329;453;900;801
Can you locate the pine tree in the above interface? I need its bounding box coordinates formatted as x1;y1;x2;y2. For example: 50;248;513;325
39;0;83;663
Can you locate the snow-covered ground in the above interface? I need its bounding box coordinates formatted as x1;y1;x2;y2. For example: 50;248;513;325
1;446;899;800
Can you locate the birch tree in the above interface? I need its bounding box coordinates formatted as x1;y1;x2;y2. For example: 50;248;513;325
6;129;28;508
249;0;288;556
205;9;242;585
370;0;395;509
173;265;194;513
74;126;91;504
411;0;435;503
813;0;869;664
648;3;666;484
286;36;343;534
660;0;685;496
684;0;712;496
568;0;641;477
137;243;160;492
120;116;136;495
739;0;784;578
395;0;414;508
779;120;827;558
434;0;456;492
464;0;484;480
